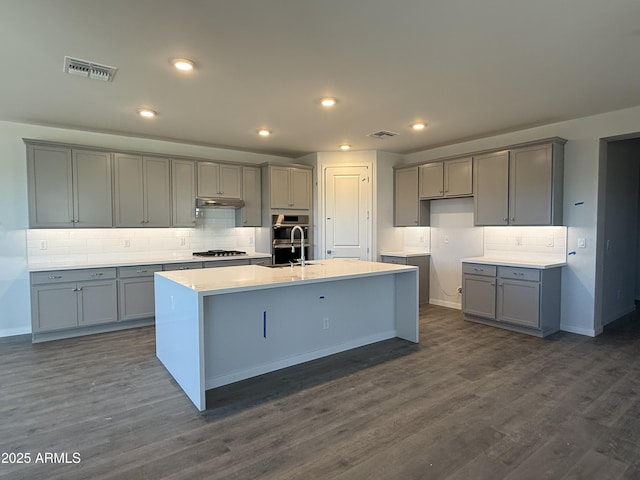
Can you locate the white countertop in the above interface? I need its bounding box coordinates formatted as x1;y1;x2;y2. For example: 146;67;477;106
156;259;417;295
462;256;567;269
380;251;430;258
28;252;271;272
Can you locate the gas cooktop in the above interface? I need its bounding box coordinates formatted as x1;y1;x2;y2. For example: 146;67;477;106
193;250;247;257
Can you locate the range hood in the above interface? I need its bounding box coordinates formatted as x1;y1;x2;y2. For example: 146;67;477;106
196;197;245;208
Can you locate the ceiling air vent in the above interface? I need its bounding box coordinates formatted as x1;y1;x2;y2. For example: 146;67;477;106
367;130;399;139
63;56;118;82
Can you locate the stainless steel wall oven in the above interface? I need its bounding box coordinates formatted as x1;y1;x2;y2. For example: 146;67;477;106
271;214;310;264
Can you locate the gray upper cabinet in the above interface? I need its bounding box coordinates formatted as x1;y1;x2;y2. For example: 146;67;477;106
419;157;472;199
474;140;564;226
473;150;510;225
197;162;242;199
394;166;429;227
509;143;563;225
27;144;113;228
114;154;171;227
237;166;261;226
171;159;197;227
418;162;444;199
268;165;312;210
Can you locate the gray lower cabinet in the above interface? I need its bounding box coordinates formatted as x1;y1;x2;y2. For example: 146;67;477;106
381;254;430;304
117;265;162;321
163;262;204;271
31;268;118;337
462;262;561;337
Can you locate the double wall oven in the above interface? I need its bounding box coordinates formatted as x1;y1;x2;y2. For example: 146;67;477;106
271;214;310;265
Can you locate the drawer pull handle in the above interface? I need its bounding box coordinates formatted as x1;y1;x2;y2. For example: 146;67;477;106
512;272;525;276
91;273;104;276
136;270;148;273
179;267;189;270
48;275;63;279
474;268;484;272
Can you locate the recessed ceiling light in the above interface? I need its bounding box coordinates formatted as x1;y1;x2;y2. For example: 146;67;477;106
321;97;337;107
258;129;271;137
339;144;351;151
411;122;427;130
170;58;196;71
137;108;157;118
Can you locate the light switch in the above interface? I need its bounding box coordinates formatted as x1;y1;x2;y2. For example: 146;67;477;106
578;238;586;248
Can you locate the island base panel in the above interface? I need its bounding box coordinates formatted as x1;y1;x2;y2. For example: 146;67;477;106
203;274;411;390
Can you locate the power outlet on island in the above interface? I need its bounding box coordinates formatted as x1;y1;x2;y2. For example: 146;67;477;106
322;317;329;330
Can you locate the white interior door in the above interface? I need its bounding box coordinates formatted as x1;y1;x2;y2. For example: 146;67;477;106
324;166;370;260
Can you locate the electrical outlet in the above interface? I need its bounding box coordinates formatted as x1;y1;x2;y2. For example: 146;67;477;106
515;235;522;246
322;317;329;330
578;238;586;249
180;237;186;246
39;240;47;250
443;235;449;244
124;239;130;248
546;237;554;247
248;236;254;245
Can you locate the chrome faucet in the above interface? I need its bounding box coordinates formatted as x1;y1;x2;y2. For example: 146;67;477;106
290;225;306;266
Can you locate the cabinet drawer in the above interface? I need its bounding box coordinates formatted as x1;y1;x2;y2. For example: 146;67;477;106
118;264;163;278
31;267;116;285
462;263;496;277
163;262;203;271
381;256;408;265
498;266;540;282
204;259;250;268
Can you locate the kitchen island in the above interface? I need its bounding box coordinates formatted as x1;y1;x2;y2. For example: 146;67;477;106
154;259;419;411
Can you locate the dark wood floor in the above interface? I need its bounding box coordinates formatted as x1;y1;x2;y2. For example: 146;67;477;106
2;305;640;479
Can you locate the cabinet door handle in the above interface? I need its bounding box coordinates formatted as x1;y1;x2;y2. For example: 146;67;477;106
49;275;63;279
503;217;508;222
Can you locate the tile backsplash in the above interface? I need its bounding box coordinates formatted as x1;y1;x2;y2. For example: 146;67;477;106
27;209;256;261
483;226;567;260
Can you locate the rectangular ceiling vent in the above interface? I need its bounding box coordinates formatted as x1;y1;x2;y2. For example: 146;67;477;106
63;56;118;82
367;130;399;139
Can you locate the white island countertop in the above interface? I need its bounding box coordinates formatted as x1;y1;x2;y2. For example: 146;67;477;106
156;259;417;295
28;252;271;272
155;258;419;410
462;256;567;269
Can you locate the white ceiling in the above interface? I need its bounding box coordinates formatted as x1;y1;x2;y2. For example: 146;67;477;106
2;0;640;157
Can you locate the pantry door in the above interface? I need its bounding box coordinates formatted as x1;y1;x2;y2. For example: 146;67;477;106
324;166;370;260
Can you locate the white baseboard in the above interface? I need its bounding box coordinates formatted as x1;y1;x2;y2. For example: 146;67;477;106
206;330;396;390
429;299;461;310
560;324;600;337
0;326;31;338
